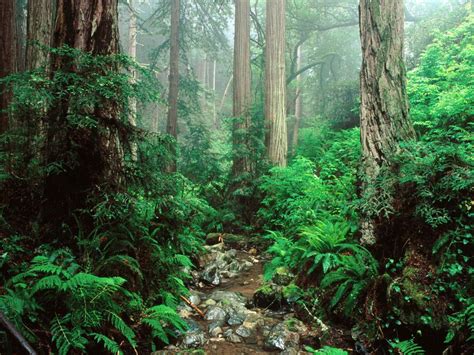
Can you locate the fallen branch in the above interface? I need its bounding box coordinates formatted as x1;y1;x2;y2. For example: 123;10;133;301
180;295;205;319
0;311;37;355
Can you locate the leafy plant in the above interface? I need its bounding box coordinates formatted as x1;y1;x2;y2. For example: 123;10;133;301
389;339;425;354
321;252;379;316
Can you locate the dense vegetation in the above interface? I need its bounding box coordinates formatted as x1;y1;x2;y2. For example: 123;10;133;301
0;1;472;354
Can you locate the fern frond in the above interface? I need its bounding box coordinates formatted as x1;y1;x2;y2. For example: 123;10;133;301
107;311;137;348
389;339;425;354
91;332;122;354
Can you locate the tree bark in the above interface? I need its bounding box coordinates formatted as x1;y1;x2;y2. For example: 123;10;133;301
359;0;415;245
128;0;138;160
0;0;17;135
265;0;287;167
291;44;302;155
26;0;53;70
166;0;180;172
232;0;252;176
42;0;124;231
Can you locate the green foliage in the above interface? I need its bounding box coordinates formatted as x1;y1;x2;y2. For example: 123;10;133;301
305;345;349;354
0;249;187;354
321;252;378;316
389;339;425;354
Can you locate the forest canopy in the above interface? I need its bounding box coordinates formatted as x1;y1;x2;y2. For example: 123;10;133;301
0;0;472;354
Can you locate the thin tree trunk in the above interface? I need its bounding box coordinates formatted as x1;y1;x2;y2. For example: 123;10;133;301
166;0;180;172
232;0;252;176
265;0;287;167
359;0;415;245
219;74;233;114
212;59;217;128
291;44;302;155
0;0;17;135
128;0;138;160
42;0;124;231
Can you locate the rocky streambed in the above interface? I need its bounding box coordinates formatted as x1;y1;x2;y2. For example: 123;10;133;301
156;236;327;355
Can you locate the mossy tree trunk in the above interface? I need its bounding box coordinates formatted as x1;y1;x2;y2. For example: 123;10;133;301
232;0;252;176
359;0;415;245
265;0;287;167
41;0;125;232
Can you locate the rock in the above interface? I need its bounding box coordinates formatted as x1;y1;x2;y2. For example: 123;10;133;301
227;312;246;325
185;319;202;333
182;331;206;348
210;326;223;337
206;233;223;245
264;322;300;351
223;329;242;343
208;319;225;333
249;247;257;255
236;325;257;344
189;294;201;306
241;260;253;271
204;299;217;307
208;290;247;305
201;264;221;286
228;260;242;272
179;308;192;318
205;306;228;321
280;348;299;355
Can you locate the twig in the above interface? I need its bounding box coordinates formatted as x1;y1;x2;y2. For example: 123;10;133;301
180;295;205;318
0;311;37;355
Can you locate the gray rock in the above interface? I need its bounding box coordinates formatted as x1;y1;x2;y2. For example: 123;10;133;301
227;312;246;326
208;319;225;332
201;264;221;286
236;324;257;344
223;329;242;343
210;326;223;337
264;322;300;351
189;294;201;306
241;260;253;271
182;331;206;348
204;299;217;306
205;306;227;321
208;290;247;305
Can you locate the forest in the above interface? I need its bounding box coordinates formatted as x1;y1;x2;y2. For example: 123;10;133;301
0;0;472;354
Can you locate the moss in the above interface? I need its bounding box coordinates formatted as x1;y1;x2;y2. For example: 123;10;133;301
256;283;274;295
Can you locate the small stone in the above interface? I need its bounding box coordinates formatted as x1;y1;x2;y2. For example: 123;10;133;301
204;299;217;306
189;294;201;306
210;326;223;337
249;248;257;255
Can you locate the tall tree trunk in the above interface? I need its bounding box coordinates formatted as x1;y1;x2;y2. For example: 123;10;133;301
359;0;415;245
265;0;287;167
232;0;251;176
291;44;302;155
212;59;217;128
128;0;138;160
0;0;17;135
26;0;54;70
42;0;124;231
166;0;180;172
16;0;27;72
219;74;233;114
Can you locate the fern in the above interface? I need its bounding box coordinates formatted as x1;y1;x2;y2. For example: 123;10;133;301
305;345;349;354
321;252;379;316
389;339;425;354
142;304;188;343
91;333;122;354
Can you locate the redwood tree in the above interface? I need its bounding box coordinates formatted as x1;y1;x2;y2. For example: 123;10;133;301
0;0;17;135
359;0;415;245
42;0;125;230
232;0;251;176
265;0;287;167
26;0;54;70
167;0;180;172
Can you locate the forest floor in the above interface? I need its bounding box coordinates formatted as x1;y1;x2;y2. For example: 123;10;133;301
155;236;333;355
